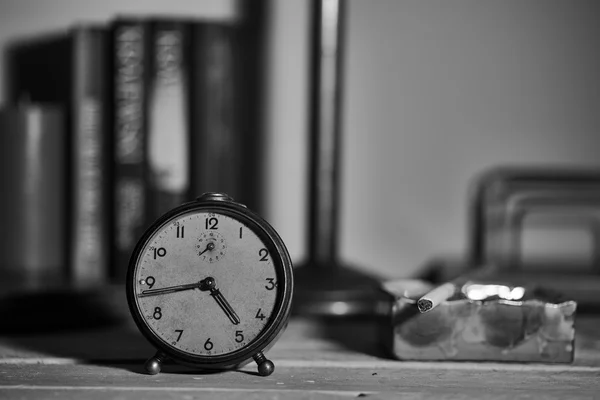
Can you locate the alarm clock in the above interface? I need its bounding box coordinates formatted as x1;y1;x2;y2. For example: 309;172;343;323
126;193;294;376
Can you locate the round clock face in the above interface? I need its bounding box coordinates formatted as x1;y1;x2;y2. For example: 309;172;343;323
130;208;283;359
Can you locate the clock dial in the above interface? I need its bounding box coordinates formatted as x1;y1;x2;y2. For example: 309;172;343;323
133;210;279;356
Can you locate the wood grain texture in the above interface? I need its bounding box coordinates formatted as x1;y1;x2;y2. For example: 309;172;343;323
1;317;599;399
1;362;599;399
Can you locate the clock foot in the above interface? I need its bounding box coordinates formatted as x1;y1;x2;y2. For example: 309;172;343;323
253;352;274;376
144;351;167;375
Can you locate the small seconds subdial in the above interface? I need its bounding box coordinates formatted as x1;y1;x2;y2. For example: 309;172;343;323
197;231;226;263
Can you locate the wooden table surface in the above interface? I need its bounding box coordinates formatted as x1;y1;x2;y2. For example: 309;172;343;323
1;309;600;400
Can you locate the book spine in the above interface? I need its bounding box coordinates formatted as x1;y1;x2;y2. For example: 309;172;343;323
0;106;66;291
189;24;238;201
235;7;267;214
112;21;149;282
70;27;109;286
147;21;191;222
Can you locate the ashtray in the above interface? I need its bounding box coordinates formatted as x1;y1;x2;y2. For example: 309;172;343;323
380;279;576;363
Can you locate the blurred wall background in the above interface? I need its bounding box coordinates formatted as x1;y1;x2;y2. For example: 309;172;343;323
266;0;600;278
2;0;600;280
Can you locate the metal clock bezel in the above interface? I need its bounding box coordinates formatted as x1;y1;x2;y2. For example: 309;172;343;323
125;198;294;370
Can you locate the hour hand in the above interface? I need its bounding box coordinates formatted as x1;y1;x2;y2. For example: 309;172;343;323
200;277;240;325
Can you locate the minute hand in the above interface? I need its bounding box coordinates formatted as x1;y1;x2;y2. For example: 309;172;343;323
139;282;202;297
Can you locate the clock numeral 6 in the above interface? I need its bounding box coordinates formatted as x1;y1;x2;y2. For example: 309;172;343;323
204;338;214;351
265;278;276;290
235;330;244;343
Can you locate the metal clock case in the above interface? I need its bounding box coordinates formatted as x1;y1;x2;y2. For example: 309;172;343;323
126;193;294;376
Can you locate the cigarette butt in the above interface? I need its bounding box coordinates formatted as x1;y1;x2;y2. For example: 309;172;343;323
417;282;456;313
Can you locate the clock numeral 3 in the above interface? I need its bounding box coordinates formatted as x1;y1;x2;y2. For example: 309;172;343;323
265;278;276;291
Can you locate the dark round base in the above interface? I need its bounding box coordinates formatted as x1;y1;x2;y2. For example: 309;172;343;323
144;351;169;375
144;357;162;375
292;262;390;318
257;359;275;376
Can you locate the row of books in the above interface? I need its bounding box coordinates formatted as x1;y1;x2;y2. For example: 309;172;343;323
5;15;264;286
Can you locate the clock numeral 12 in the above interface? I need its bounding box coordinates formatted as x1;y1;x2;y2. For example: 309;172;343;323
205;217;218;230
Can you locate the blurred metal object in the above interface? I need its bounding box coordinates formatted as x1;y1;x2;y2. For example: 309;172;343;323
307;0;344;262
0;105;66;292
467;166;600;311
381;279;576;363
293;0;387;318
469;167;600;268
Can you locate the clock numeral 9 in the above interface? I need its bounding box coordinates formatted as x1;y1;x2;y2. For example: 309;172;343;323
265;278;276;290
145;276;155;289
205;217;218;230
235;330;244;343
153;307;162;320
204;338;214;351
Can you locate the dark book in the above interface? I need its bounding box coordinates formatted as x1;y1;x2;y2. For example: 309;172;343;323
111;19;150;282
0;106;66;291
147;20;191;222
7;26;110;287
109;15;266;283
233;1;267;214
70;27;110;286
189;24;239;203
189;15;266;213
